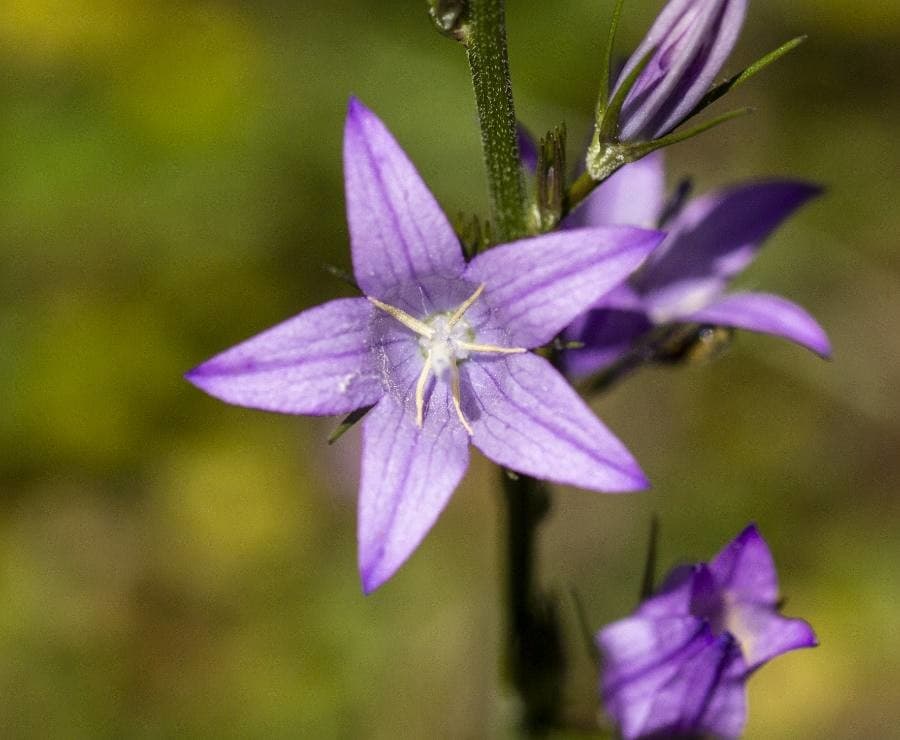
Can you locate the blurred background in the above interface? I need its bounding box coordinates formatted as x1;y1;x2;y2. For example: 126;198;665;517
2;0;898;736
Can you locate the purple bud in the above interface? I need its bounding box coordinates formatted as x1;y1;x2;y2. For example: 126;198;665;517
615;0;747;141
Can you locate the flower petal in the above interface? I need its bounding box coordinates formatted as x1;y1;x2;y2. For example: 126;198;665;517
709;524;779;603
465;353;647;492
638;180;822;319
564;152;666;230
640;634;747;739
725;602;817;671
343;98;465;297
562;284;653;377
638;564;699;619
617;0;747;140
465;227;664;348
709;525;818;670
599;614;720;739
685;292;832;357
358;390;469;594
186;298;382;415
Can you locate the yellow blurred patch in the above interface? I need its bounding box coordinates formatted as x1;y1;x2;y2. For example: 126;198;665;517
107;7;264;147
0;0;147;61
152;423;314;583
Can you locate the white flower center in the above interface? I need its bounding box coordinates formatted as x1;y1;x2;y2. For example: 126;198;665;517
368;283;526;435
419;314;472;376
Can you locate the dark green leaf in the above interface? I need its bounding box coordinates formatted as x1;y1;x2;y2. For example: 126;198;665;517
327;405;374;444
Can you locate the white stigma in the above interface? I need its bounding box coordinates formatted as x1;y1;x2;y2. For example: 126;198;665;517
368;283;525;435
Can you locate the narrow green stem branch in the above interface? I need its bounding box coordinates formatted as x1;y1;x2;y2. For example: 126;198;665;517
465;0;529;242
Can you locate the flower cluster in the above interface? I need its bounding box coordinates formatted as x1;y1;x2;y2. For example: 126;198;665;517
186;0;824;731
598;525;817;739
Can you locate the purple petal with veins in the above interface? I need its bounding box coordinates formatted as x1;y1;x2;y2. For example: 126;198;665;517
185;298;382;416
358;389;469;594
466;353;648;492
188;98;661;591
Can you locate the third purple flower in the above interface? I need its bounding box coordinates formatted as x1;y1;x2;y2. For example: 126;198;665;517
598;525;817;739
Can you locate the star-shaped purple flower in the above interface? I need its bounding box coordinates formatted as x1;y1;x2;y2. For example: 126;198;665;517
614;0;747;142
564;154;831;377
186;99;665;593
598;524;817;739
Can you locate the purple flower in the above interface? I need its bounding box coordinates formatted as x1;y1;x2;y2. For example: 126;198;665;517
564;154;831;377
615;0;747;141
598;525;817;739
186;98;665;593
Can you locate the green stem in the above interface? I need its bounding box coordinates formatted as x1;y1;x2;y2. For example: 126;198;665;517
501;472;564;735
465;0;529;242
462;3;562;731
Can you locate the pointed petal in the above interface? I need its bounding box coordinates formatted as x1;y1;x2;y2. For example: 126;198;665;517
465;353;647;491
725;602;817;671
710;526;818;670
564;152;666;229
358;390;469;594
464;227;663;348
343;98;465;297
709;524;779;603
638;180;822;319
618;0;747;140
185;298;382;415
685;292;831;357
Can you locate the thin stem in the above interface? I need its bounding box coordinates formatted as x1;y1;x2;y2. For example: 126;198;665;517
501;471;564;734
465;0;529;242
461;2;562;731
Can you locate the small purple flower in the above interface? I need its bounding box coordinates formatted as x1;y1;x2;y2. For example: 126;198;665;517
564;154;831;377
598;525;817;739
186;98;665;593
615;0;747;141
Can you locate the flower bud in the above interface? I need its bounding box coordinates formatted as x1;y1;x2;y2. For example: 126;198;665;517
614;0;746;141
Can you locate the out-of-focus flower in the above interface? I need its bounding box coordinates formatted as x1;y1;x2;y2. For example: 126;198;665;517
187;98;664;593
563;154;831;377
614;0;747;142
598;524;817;739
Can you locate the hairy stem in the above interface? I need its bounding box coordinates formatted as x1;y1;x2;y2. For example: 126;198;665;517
465;0;529;242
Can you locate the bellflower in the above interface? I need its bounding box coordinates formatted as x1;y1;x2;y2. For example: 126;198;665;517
564;154;831;377
613;0;747;142
598;525;817;739
186;98;665;593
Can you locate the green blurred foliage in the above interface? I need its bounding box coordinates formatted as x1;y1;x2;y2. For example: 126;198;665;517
1;0;898;737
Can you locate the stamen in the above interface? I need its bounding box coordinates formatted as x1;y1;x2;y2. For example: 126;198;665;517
450;359;474;436
368;296;434;338
456;341;527;355
447;283;486;327
415;354;433;427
